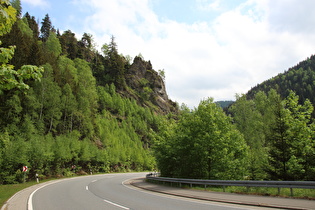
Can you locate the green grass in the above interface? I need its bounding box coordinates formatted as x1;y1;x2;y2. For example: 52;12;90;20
148;180;315;200
199;186;315;199
0;181;37;208
0;178;60;208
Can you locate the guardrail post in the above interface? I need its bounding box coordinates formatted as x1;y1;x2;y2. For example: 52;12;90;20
146;173;315;197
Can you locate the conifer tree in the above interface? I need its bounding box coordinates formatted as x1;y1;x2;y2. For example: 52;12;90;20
24;12;39;38
40;14;52;42
266;91;314;180
102;36;126;89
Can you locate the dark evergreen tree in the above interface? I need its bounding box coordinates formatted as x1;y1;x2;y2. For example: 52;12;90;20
24;12;40;39
1;19;33;69
102;36;126;89
40;14;52;42
59;30;78;59
77;33;95;62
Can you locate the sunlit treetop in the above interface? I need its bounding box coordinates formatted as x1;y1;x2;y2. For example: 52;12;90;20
0;0;16;36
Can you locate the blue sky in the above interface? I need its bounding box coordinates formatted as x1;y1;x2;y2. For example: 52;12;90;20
21;0;315;108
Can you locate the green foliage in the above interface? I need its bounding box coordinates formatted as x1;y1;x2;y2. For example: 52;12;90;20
18;18;32;38
155;98;249;180
229;94;268;180
10;0;21;18
230;89;315;181
0;5;166;183
215;100;234;109
158;69;165;81
0;3;43;94
0;0;16;36
59;30;78;59
103;36;126;89
266;91;314;180
45;32;62;57
40;14;52;42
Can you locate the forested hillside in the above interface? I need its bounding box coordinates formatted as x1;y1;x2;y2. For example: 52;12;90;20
247;55;315;108
0;0;176;184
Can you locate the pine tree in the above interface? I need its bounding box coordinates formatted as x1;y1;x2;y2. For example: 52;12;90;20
40;14;52;42
103;36;125;89
59;30;78;59
24;12;40;39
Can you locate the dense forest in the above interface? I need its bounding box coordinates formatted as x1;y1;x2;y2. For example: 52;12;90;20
1;0;314;184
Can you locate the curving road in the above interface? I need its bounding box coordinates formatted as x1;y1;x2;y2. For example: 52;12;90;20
30;172;273;210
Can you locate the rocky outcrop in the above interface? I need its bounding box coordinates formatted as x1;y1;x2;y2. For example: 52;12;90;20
125;56;177;113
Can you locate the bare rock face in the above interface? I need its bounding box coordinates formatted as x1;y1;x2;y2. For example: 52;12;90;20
125;56;177;113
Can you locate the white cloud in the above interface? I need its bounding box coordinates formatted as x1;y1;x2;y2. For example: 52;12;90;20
264;0;315;34
196;0;223;11
75;0;315;108
21;0;49;8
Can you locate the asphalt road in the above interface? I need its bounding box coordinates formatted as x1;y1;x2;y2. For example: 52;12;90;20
30;172;273;210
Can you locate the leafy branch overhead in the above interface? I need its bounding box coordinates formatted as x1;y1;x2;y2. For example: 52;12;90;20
0;0;43;94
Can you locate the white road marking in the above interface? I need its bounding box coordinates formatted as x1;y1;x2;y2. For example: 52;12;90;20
28;179;64;210
91;179;97;183
86;185;89;191
103;199;130;210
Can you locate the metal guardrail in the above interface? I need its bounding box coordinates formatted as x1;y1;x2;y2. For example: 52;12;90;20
146;173;315;196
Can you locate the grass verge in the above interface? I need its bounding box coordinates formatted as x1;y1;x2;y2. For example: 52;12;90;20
147;180;315;200
0;181;36;208
0;178;59;208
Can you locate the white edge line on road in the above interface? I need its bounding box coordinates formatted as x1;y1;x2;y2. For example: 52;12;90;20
1;184;34;210
27;179;64;210
27;174;104;210
26;173;140;210
103;199;130;210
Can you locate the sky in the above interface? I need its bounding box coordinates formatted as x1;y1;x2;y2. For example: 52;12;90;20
21;0;315;108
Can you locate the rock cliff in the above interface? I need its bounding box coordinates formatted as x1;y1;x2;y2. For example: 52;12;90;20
124;56;177;113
